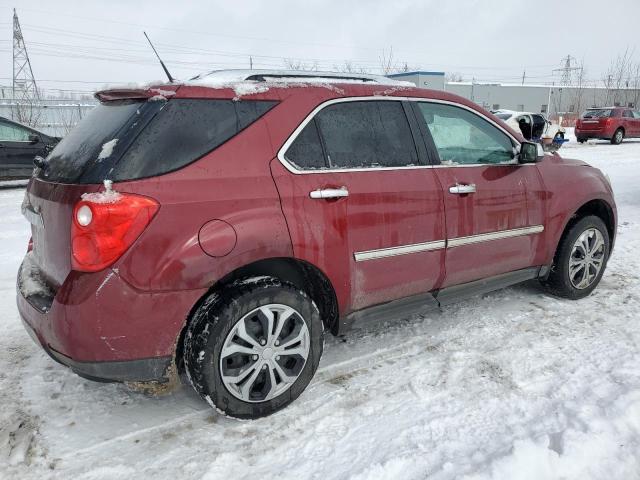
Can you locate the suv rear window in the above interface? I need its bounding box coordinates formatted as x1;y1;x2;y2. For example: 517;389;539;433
40;98;277;184
582;109;613;118
314;101;418;169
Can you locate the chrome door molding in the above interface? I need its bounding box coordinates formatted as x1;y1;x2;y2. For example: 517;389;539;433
354;240;446;262
353;225;544;261
447;225;544;248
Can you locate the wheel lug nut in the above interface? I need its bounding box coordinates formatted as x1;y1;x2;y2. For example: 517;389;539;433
252;354;258;361
276;356;280;361
274;340;279;346
260;339;266;346
262;364;267;370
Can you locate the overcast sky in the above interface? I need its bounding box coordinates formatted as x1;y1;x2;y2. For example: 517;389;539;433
2;0;639;96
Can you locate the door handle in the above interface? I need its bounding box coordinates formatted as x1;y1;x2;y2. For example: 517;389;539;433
309;187;349;199
449;184;476;194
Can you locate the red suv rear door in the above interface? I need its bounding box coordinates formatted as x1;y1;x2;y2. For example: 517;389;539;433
412;101;547;288
270;99;446;316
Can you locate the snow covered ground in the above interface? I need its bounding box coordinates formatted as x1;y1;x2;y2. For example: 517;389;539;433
1;131;639;479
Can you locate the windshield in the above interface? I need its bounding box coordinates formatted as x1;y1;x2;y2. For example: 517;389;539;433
582;109;612;119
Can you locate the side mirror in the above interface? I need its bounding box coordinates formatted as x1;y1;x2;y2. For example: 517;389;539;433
518;141;541;164
28;134;40;144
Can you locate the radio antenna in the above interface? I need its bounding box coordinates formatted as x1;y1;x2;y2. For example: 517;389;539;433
143;31;174;83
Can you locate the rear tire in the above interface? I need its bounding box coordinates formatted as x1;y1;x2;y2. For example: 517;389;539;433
542;215;610;300
577;136;587;144
611;128;624;145
184;276;323;419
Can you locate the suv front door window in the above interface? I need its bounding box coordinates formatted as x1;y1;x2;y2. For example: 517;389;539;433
415;102;515;165
413;101;546;287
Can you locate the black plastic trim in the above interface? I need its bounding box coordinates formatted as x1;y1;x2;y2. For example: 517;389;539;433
338;266;543;334
47;348;172;383
435;267;541;305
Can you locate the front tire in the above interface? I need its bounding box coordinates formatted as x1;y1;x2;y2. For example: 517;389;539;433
184;276;323;419
542;215;610;299
611;128;624;145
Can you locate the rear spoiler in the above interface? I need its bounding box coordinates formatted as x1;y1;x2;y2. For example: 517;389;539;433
94;85;179;102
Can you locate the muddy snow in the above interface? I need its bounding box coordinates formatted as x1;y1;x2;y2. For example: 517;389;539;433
1;132;639;479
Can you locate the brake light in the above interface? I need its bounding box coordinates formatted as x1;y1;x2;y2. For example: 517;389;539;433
71;192;159;272
27;237;33;253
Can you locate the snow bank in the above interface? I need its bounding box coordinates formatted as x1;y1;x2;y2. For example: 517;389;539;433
97;139;118;160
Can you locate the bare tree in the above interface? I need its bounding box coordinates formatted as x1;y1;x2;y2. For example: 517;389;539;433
445;72;465;82
602;48;638;107
12;98;43;128
332;61;369;74
282;58;319;71
379;47;397;75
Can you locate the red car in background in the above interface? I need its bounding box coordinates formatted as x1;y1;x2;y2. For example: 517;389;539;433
17;70;616;419
575;107;640;144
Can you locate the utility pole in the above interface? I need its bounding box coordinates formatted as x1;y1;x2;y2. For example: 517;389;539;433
12;8;39;102
522;69;526;85
249;56;253;70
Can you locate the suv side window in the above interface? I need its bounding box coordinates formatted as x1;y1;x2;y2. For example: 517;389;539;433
623;110;634;118
634;111;640;119
0;120;31;142
416;102;515;165
285;119;326;169
314;101;418;169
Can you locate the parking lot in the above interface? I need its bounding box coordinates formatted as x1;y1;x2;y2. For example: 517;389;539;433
0;131;638;479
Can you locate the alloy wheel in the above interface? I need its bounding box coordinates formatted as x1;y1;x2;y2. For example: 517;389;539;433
568;228;606;289
219;304;310;403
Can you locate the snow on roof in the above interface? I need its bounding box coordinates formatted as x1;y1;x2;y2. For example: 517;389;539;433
100;70;414;101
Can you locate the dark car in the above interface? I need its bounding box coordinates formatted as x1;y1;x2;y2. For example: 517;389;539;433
0;116;59;179
17;70;616;419
575;107;640;144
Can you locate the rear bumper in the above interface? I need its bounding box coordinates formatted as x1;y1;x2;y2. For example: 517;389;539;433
17;259;206;383
20;316;171;382
575;126;614;139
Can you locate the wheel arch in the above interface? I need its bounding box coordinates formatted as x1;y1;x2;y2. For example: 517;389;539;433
552;198;616;266
175;257;339;371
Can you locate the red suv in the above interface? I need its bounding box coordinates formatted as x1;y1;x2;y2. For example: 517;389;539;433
17;71;616;419
575;106;640;144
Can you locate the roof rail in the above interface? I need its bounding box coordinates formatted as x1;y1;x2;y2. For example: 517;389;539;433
189;69;405;85
244;72;376;83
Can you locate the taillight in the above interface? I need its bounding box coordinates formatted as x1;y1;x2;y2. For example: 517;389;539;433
27;237;33;252
71;192;159;272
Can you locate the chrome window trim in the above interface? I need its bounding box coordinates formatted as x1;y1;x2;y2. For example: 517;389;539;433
447;225;544;248
353;225;544;261
276;96;526;175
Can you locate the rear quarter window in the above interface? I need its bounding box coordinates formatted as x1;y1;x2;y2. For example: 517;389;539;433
112;99;277;180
